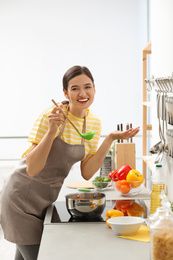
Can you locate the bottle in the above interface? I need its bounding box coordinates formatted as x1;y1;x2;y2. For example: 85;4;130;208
150;165;167;215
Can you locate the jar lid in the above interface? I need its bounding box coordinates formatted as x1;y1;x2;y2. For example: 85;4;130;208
151;215;173;230
156;164;162;167
148;191;173;226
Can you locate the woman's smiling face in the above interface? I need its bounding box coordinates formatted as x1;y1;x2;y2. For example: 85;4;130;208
63;74;95;117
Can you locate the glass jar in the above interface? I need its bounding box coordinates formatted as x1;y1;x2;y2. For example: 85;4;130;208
149;191;173;260
150;217;173;260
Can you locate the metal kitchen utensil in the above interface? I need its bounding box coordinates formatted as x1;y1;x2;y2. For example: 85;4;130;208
154;149;164;164
150;93;162;153
149;91;164;163
130;123;133;142
126;123;129;142
120;124;123;143
117;124;120;143
165;96;173;125
66;192;106;218
149;141;164;154
151;91;164;164
160;80;169;151
52;99;95;140
153;79;169;164
169;130;173;158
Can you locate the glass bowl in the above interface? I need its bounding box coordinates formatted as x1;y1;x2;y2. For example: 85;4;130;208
92;181;110;191
112;179;145;196
113;199;145;217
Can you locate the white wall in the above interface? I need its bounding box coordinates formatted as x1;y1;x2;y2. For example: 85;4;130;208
150;0;173;200
0;0;147;135
0;0;148;174
150;0;173;145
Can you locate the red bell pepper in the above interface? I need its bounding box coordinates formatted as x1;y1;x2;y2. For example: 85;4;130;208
108;170;118;181
108;165;132;182
116;165;132;180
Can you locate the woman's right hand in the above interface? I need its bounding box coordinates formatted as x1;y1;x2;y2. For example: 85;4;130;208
48;104;66;134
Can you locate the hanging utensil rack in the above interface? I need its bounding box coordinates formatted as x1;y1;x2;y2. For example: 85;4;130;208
145;73;173;93
145;73;173;161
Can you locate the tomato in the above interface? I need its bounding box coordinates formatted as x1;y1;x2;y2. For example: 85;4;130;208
115;180;131;194
115;200;131;211
115;181;122;191
115;200;131;215
120;183;131;194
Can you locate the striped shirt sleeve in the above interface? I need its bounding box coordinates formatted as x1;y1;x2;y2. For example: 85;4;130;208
27;107;52;144
22;106;102;158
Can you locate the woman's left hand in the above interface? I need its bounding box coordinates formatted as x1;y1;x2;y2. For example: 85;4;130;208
110;127;140;141
81;126;140;180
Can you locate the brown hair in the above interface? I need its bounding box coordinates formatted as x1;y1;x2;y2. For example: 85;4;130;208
63;65;94;91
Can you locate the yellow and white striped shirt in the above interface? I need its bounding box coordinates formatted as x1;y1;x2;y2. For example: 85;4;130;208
22;105;102;159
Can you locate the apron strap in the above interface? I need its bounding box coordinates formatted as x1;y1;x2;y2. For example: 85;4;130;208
81;116;86;145
58;104;86;144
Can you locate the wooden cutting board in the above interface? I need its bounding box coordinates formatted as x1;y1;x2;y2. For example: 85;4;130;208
66;181;112;189
67;181;94;189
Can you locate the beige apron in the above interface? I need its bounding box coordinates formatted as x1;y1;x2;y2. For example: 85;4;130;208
1;108;86;245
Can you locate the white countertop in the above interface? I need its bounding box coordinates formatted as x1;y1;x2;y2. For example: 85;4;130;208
38;166;151;260
38;222;150;260
38;186;151;260
58;185;150;201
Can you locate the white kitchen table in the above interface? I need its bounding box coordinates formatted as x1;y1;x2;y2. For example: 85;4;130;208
37;222;150;260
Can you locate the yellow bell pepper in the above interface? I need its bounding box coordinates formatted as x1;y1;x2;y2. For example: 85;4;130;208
126;170;144;188
105;209;124;228
127;202;144;217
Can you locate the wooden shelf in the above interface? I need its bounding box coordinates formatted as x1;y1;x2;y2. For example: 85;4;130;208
142;41;152;183
143;102;152;107
142;41;152;53
143;156;152;171
147;124;152;131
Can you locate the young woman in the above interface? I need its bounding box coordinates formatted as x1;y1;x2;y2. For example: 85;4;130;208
1;65;140;260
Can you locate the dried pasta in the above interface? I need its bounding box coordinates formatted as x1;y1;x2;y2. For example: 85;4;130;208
152;230;173;260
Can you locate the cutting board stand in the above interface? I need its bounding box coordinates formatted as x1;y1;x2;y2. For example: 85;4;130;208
115;143;136;169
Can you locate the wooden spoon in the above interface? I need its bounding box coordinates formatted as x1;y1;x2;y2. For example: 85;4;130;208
51;99;95;140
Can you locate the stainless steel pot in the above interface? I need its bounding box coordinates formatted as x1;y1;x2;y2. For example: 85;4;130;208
65;192;106;218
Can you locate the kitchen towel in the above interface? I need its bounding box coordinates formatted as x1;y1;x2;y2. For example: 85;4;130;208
118;225;150;242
